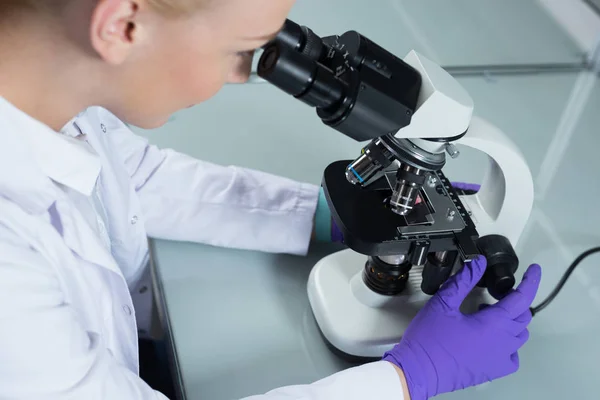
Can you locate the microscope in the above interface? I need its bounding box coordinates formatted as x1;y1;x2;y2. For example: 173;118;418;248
257;19;535;359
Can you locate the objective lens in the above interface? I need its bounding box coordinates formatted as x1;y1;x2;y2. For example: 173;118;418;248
346;154;379;185
390;164;425;216
345;139;394;186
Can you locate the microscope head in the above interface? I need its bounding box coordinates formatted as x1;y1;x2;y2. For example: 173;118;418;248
258;20;474;212
396;51;474;141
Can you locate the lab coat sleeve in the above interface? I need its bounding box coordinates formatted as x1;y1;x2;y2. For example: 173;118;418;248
240;361;406;400
0;226;168;400
99;108;320;256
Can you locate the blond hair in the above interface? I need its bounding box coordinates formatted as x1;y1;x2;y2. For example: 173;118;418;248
147;0;209;15
0;0;208;17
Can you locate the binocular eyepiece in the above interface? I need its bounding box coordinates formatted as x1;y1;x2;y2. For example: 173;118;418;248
257;19;422;143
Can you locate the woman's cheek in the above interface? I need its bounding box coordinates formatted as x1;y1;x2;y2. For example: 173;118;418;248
182;60;230;104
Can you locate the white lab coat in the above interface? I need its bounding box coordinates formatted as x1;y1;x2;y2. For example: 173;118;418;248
0;97;404;399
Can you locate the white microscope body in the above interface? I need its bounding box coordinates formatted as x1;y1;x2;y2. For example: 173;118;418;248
307;51;534;359
256;19;534;360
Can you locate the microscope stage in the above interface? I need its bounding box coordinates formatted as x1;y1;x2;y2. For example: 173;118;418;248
322;161;481;260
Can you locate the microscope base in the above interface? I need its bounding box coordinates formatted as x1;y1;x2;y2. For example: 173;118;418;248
307;248;488;359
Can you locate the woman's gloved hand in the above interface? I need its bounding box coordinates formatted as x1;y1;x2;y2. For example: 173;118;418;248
383;256;542;400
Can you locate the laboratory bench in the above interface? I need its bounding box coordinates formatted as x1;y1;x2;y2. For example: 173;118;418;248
133;69;600;400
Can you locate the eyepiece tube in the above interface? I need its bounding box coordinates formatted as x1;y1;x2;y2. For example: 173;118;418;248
274;19;305;52
258;44;315;98
273;19;325;61
258;43;346;110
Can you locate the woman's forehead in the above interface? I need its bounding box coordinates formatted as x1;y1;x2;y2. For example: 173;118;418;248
207;0;293;37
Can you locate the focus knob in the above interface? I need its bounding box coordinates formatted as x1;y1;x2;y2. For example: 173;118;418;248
476;235;519;300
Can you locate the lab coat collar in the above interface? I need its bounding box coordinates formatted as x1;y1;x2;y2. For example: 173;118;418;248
0;97;102;212
0;97;123;276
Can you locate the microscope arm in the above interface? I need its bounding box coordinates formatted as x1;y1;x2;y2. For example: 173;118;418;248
410;112;534;248
391;50;533;248
455;116;534;247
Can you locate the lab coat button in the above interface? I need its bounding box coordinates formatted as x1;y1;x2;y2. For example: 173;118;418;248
100;123;107;133
130;215;138;225
123;305;132;316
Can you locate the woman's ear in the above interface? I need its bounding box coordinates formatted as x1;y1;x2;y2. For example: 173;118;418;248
90;0;146;64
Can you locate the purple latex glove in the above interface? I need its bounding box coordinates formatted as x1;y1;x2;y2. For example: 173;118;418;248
452;182;481;192
331;218;344;242
383;257;542;400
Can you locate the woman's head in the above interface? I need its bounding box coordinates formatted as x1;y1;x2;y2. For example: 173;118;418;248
0;0;295;129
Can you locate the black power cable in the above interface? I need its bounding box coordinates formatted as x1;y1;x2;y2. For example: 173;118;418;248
530;246;600;317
